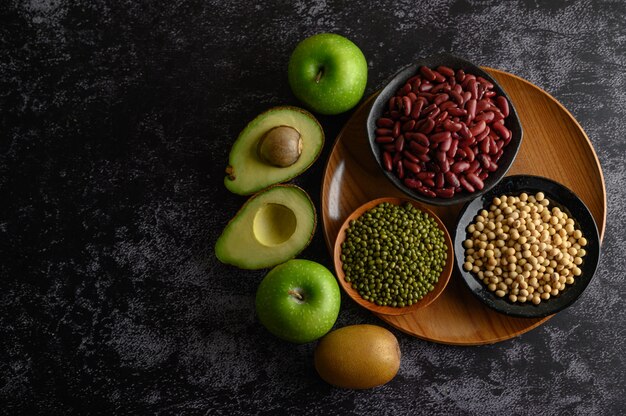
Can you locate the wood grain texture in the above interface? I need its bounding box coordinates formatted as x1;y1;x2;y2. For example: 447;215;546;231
321;68;606;345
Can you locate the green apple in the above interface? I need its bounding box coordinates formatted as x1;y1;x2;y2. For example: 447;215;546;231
288;33;368;115
255;259;341;343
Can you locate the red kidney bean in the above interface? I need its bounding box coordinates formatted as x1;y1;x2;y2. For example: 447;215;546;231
407;92;417;102
395;135;405;152
404;178;422;189
427;107;441;119
434;94;449;106
430;131;451;143
435;172;445;188
475;126;490;142
419;82;433;92
417;187;437;197
487;136;497;155
458;124;472;140
466;99;477;122
403;150;420;163
382;144;395;152
375;136;395;144
464;146;475;162
496;96;509;117
411;98;427;119
409;140;428;155
404;160;420;174
447;139;459;158
433;71;446;83
494;148;504;162
448;107;467;117
417;172;435;180
422;103;437;115
439;158;450;173
437;66;455;78
417;153;431;162
376;128;393;136
456;69;465;83
435;151;447;163
480;137;491;154
445;171;460;187
419;66;437;81
468;79;478;99
456;148;467;159
466;172;484;190
402;96;412;116
396;160;404;179
440;100;457;111
450;90;464;105
451;160;470;173
443;120;463;132
412;132;430;147
419;118;435;134
383;152;393;171
439;137;453;152
402;120;416;132
435;110;449;124
459;176;475;193
478;153;491;169
468;159;480;173
475;111;495;123
435;187;455;198
377;117;393;128
470;120;486;136
492;121;510;140
423;178;435;188
431;83;449;94
477;76;494;89
393;121;401;137
462;91;472;104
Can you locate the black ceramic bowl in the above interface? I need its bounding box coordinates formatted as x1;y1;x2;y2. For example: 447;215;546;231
454;175;601;318
366;54;523;206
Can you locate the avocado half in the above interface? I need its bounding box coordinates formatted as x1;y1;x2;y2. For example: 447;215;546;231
224;106;324;195
215;185;317;269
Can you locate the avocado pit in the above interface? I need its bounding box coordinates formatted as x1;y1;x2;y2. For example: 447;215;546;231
257;125;303;167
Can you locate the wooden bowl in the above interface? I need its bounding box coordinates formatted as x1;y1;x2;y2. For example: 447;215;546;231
333;197;454;316
366;53;523;206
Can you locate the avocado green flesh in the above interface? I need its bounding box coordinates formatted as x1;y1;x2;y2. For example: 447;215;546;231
215;185;316;269
224;107;324;195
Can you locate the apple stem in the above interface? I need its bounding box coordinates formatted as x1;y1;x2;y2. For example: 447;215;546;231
288;289;304;301
315;68;323;84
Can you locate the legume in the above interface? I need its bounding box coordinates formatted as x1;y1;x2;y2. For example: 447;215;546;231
375;66;514;198
341;202;447;307
463;193;587;304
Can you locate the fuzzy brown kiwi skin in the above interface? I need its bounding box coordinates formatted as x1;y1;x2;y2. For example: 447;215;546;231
224;106;325;195
214;184;317;269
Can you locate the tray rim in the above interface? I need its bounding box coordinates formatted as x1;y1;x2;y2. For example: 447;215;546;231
320;67;606;345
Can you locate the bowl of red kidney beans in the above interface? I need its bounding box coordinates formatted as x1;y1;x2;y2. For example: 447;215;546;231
366;54;523;206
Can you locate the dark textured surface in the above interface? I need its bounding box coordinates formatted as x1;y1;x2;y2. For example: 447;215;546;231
1;0;625;414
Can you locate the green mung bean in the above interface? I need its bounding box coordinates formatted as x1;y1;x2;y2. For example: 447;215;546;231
342;202;447;307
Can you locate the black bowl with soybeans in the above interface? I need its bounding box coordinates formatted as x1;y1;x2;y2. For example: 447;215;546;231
454;175;600;318
366;54;523;206
333;197;454;316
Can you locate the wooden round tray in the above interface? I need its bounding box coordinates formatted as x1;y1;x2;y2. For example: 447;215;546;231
321;68;606;345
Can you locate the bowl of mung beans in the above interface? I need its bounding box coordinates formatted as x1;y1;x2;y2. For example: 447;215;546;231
333;197;454;316
453;175;601;318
